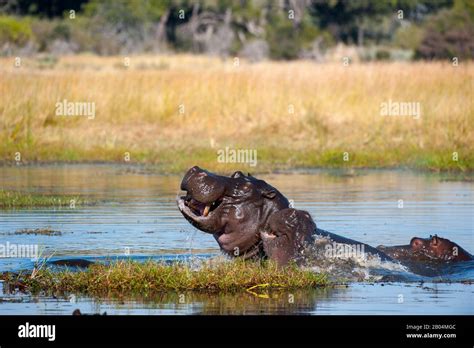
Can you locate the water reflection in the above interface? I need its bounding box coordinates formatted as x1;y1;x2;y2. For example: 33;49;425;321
1;281;472;315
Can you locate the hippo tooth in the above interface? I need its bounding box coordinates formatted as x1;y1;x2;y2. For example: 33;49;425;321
262;231;276;239
203;204;211;217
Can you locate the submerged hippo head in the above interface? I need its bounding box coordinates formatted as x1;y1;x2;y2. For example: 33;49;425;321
177;166;290;258
261;208;315;266
409;235;472;261
378;235;472;262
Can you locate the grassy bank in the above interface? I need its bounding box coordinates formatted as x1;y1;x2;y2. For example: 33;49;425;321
1;55;472;172
3;260;327;295
0;190;94;208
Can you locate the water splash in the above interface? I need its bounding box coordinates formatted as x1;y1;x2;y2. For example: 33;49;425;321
302;236;474;282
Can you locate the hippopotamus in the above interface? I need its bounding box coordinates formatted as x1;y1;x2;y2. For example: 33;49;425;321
377;235;473;263
261;208;393;265
177;166;472;269
50;259;94;268
178;166;290;259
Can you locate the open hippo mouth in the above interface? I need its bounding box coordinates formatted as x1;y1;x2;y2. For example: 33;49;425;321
181;193;223;218
177;166;227;219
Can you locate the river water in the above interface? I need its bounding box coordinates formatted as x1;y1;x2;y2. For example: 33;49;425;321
0;165;473;314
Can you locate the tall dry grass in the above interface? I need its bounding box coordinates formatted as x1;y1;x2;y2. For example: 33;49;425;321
0;54;472;172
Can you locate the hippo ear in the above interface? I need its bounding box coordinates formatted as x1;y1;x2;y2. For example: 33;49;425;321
410;238;423;248
231;171;244;178
261;188;277;199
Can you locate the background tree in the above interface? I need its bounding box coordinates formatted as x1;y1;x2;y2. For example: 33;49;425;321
0;0;469;60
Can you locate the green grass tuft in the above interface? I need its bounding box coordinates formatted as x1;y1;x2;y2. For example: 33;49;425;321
4;259;328;295
0;190;95;209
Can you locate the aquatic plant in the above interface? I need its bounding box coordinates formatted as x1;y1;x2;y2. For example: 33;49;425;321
3;259;328;295
0;190;94;208
12;228;61;236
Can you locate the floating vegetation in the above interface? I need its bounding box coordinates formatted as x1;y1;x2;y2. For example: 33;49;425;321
2;259;328;295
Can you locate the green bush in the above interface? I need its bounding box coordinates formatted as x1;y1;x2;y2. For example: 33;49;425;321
393;24;424;51
0;16;33;46
416;0;474;59
266;15;318;60
30;19;75;52
375;49;390;60
30;20;56;51
29;17;98;53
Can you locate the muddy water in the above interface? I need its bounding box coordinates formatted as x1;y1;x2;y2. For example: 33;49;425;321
0;165;473;314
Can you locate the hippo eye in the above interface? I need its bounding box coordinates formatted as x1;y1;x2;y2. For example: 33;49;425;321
261;189;276;199
431;236;439;246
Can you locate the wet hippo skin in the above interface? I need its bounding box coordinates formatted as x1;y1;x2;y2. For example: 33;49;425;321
50;259;94;268
377;235;473;263
261;208;316;266
177;166;472;267
178;166;289;259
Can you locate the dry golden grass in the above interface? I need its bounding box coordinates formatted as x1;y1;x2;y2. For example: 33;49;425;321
0;54;472;172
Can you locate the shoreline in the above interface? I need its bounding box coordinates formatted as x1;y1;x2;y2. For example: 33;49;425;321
1;160;473;176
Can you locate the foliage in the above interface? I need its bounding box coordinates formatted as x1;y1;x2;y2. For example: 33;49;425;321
416;0;474;59
0;15;32;45
394;23;424;50
0;0;469;60
266;12;319;60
